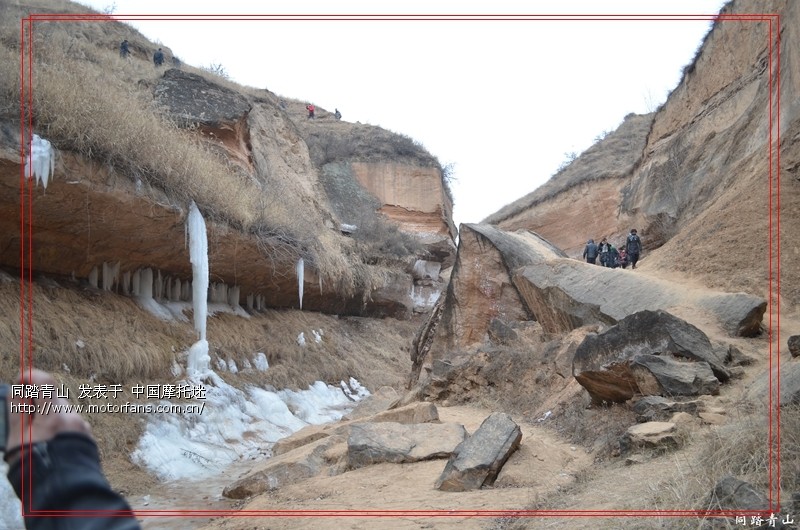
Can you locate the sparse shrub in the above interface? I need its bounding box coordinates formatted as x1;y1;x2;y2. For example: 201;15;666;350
202;62;229;80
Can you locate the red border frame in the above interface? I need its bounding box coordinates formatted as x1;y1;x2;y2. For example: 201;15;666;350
18;10;782;523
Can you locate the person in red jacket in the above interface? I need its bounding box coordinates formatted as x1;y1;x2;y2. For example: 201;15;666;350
3;369;141;529
306;103;315;119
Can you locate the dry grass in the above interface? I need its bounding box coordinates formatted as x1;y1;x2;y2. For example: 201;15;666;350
0;280;182;383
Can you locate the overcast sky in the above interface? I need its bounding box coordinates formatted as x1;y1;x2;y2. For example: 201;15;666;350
74;0;728;228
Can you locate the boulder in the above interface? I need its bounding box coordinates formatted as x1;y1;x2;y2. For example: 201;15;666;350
705;476;780;523
573;310;729;403
435;412;522;492
619;422;682;454
347;422;467;470
789;335;800;358
745;360;800;407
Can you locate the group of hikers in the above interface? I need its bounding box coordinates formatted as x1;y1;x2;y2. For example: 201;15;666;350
582;229;642;269
306;104;342;121
119;40;171;68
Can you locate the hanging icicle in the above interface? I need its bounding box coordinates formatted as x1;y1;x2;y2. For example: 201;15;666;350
187;201;210;377
25;134;55;189
296;258;304;310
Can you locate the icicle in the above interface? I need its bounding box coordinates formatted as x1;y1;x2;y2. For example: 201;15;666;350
88;267;99;288
122;271;131;295
187;201;210;377
140;268;153;300
171;278;181;302
154;270;164;300
188;202;209;340
296;258;304;310
102;262;119;291
246;293;254;311
210;283;228;304
25;134;55;189
131;270;141;296
228;286;240;308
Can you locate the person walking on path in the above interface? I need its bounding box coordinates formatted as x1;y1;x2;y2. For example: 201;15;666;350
119;39;130;59
582;239;598;264
626;229;642;269
598;237;612;267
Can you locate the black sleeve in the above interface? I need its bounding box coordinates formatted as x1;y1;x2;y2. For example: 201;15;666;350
7;433;141;530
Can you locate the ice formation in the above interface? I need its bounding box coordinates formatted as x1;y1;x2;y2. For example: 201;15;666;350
24;134;55;189
187;202;210;376
131;374;369;481
296;258;304;309
253;352;269;371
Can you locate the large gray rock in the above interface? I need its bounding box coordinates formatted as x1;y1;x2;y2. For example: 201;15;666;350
573;310;729;403
347;422;467;470
510;245;765;337
705;476;784;529
745;360;800;407
435;412;522;492
789;335;800;358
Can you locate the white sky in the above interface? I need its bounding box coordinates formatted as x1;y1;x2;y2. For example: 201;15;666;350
74;0;728;228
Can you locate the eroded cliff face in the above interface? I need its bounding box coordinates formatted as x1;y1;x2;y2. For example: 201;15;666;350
485;0;799;304
1;63;456;318
351;161;456;240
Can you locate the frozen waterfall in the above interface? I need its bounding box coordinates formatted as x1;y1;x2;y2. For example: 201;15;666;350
187;202;210;376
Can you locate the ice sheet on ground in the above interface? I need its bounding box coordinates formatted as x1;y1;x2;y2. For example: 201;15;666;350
132;373;369;481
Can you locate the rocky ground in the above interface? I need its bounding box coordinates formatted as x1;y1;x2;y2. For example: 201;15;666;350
103;257;799;530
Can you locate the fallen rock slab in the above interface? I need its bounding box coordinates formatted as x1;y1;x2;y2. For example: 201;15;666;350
435;412;522;492
347;422;467;470
223;435;346;499
632;396;703;422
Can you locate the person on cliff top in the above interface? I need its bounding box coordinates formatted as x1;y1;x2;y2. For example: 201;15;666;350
306;103;315;119
3;369;141;529
626;229;642;269
582;239;598;264
119;39;130;59
334;108;342;120
153;47;164;67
